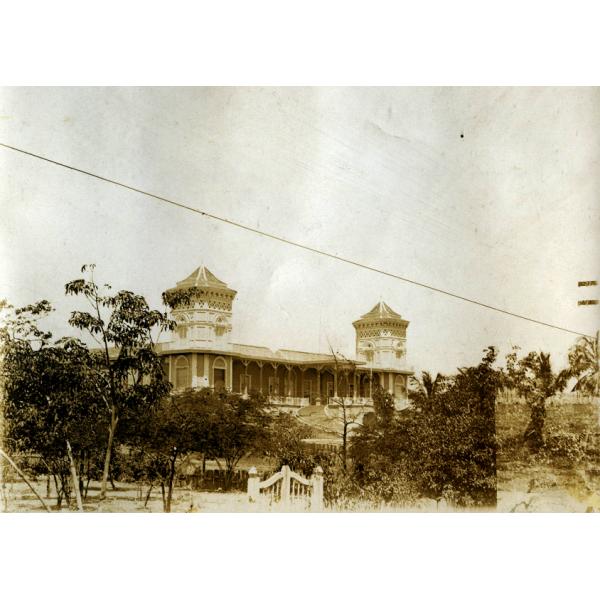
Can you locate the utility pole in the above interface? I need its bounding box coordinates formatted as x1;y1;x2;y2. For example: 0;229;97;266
577;280;599;397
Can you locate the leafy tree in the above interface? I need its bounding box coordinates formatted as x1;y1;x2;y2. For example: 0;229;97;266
409;371;447;411
505;348;570;451
568;334;599;397
1;300;104;508
123;392;211;512
351;347;500;507
265;412;313;472
201;390;271;488
65;265;174;499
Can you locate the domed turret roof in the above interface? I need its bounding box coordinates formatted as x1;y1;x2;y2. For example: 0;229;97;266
359;301;403;320
175;265;230;290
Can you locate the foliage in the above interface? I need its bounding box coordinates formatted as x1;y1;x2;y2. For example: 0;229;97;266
371;385;396;425
122;392;211;511
65;264;174;497
162;286;202;310
568;335;599;397
1;301;105;508
505;347;570;451
201;390;272;484
264;412;313;472
351;347;500;507
408;371;447;412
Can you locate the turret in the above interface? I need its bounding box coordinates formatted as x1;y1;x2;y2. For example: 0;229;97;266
165;265;236;350
352;301;409;370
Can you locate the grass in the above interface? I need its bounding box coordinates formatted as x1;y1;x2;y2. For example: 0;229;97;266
496;397;600;512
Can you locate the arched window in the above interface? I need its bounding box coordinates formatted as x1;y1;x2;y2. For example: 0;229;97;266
215;317;226;337
394;340;405;359
394;374;407;398
175;356;190;389
213;356;227;391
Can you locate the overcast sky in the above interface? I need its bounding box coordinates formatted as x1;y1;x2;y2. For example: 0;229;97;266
1;87;598;374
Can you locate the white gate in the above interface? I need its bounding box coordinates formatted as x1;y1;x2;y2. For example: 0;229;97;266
247;465;323;512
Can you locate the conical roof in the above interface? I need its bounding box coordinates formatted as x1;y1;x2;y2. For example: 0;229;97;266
175;265;230;290
359;301;403;320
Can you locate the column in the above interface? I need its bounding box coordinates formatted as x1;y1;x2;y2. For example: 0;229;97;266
242;361;249;398
227;356;233;391
272;363;279;399
353;371;358;399
191;354;198;388
333;368;338;399
316;368;321;404
258;362;263;396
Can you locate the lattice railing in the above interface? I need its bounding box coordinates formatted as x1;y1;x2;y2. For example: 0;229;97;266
247;465;323;511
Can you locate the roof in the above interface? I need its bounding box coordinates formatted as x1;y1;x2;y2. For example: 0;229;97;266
175;265;230;290
359;301;403;320
231;343;361;365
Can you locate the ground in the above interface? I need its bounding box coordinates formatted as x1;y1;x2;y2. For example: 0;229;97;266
5;398;599;512
496;397;600;512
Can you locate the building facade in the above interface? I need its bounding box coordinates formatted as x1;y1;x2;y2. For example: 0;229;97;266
157;265;413;409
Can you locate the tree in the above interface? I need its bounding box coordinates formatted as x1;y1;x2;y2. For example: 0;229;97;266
327;347;370;470
65;265;174;499
201;390;271;488
505;348;570;451
265;412;314;472
568;334;599;398
409;371;447;411
124;392;210;512
351;347;500;507
1;300;104;509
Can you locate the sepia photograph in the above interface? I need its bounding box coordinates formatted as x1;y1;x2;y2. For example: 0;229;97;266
1;86;598;515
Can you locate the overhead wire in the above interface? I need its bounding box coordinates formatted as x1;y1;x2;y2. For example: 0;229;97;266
0;140;595;339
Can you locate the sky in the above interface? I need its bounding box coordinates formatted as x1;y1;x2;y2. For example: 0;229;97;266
1;87;599;375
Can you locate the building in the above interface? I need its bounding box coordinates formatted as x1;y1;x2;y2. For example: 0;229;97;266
157;265;414;409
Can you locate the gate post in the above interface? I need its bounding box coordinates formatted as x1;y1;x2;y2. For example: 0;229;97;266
248;466;259;503
281;465;291;508
311;466;323;512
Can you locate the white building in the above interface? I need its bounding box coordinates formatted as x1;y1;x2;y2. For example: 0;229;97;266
157;265;414;409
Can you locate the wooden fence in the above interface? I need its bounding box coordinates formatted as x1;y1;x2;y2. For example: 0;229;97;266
247;464;323;511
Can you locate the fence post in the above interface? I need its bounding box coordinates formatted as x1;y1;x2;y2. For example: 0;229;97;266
66;441;84;512
281;465;291;508
311;466;323;512
248;467;259;503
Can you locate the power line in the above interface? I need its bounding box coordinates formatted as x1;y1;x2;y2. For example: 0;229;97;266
0;140;594;339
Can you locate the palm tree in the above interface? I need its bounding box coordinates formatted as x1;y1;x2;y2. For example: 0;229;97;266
410;371;445;410
568;335;599;398
506;350;570;451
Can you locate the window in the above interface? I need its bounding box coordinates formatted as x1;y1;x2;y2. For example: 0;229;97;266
175;356;189;389
213;357;227;391
303;380;312;398
394;374;407;398
177;325;187;339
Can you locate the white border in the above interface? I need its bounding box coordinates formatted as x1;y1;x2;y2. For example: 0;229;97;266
2;1;599;597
